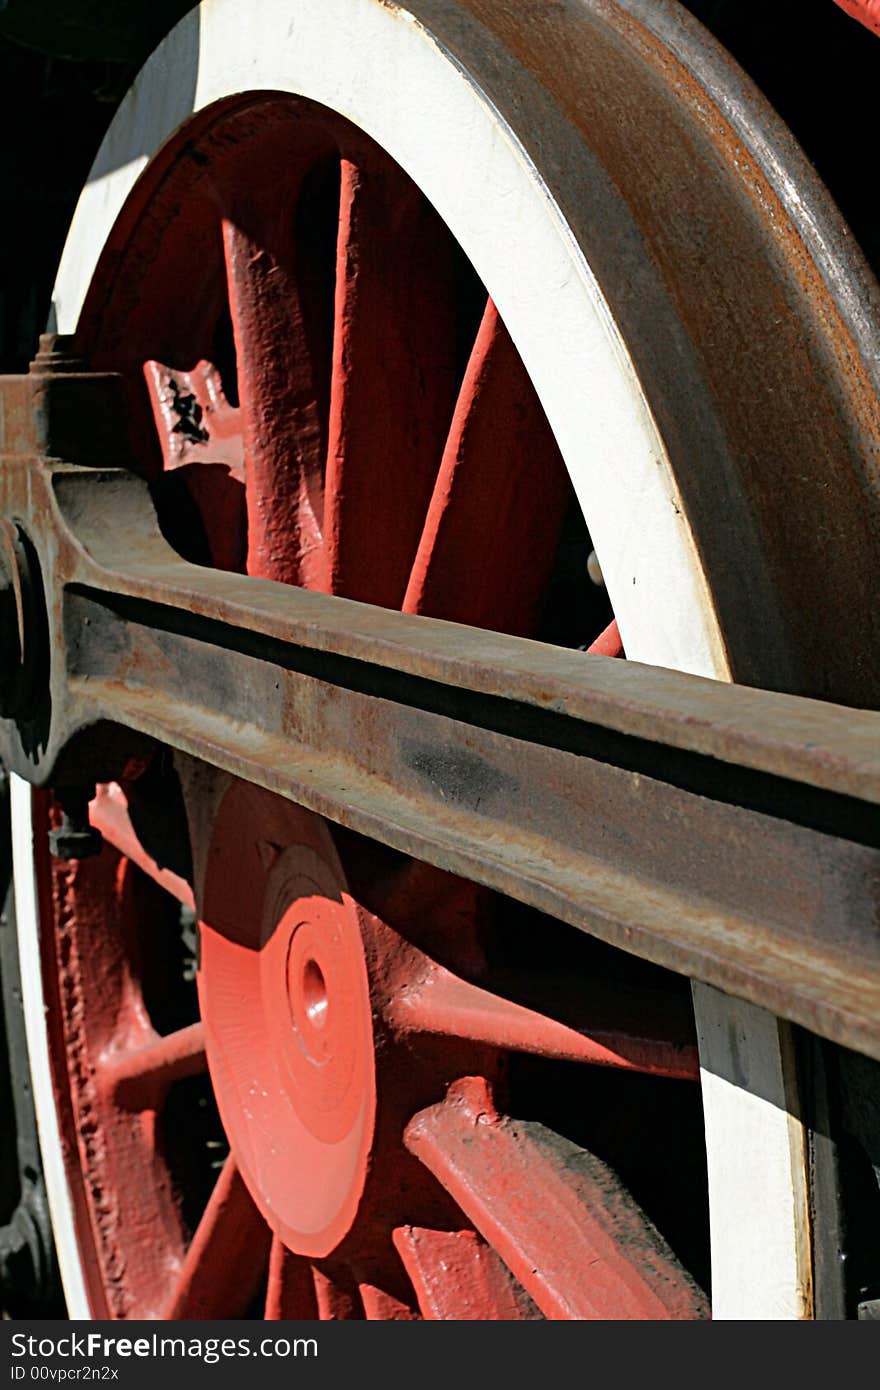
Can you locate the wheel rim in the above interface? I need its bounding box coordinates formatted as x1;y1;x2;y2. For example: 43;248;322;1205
17;0;880;1319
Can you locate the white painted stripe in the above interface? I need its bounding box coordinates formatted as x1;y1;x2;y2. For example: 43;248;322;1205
694;984;811;1319
11;774;92;1319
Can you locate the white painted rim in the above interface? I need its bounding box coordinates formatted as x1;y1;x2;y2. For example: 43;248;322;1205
11;773;92;1319
24;0;808;1319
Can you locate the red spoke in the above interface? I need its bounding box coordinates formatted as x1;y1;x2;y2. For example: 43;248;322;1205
223;190;325;587
101;1022;206;1110
358;1284;419;1320
405;1077;709;1320
402;298;569;635
165;1155;271;1318
319;157;458;606
586;617;624;658
264;1236;319;1319
394;1226;541;1320
312;1266;364;1320
90;783;194;910
386;964;698;1080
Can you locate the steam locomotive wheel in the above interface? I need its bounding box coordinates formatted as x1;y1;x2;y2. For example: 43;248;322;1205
11;0;880;1319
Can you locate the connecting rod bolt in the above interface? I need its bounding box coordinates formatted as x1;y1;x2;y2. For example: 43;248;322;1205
48;786;103;861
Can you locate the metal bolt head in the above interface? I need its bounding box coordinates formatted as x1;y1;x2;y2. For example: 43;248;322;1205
587;549;605;588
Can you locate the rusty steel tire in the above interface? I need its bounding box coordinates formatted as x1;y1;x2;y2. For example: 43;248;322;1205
10;0;880;1319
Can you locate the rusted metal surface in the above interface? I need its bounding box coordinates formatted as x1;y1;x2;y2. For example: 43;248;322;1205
1;357;880;1065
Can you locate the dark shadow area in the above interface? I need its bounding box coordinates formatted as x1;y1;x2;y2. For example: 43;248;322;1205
0;5;196;374
799;1032;880;1318
683;0;880;273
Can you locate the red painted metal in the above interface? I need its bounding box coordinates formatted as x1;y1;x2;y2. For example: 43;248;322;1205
143;359;246;571
405;1077;709;1320
100;1023;206;1112
165;1156;270;1318
834;0;880;35
144;359;243;476
386;962;699;1079
194;772;700;1311
224;209;324;587
89;783;194;910
198;786;376;1259
36;813;191;1318
222;153;327;587
311;1267;364;1321
394;1227;541;1319
402;299;569;635
587;618;624;658
319;157;458;606
264;1238;318;1319
358;1285;419;1320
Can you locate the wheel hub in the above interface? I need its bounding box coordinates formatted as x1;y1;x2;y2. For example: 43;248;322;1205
198;782;376;1257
